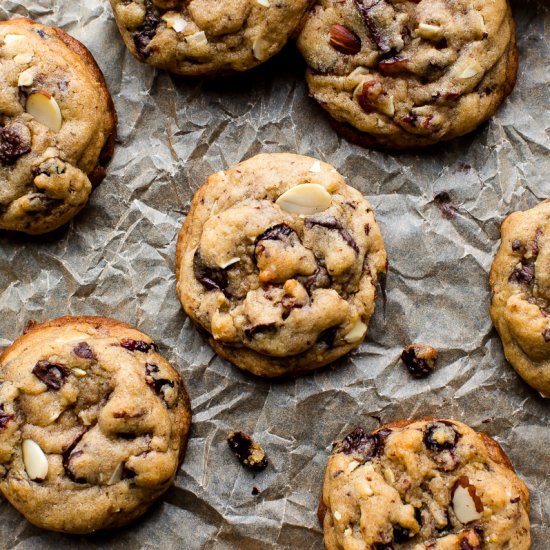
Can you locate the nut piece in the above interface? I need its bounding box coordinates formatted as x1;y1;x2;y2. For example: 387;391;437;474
329;24;362;55
162;12;189;33
458;61;483;79
22;439;49;481
17;68;34;87
253;37;271;61
401;344;438;378
452;476;484;524
226;431;268;471
276;184;332;215
416;23;443;41
186;31;208;47
26;91;63;132
256;0;270;5
218;257;240;269
344;319;368;343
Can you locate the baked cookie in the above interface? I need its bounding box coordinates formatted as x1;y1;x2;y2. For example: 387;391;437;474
0;316;191;534
109;0;313;77
297;0;518;149
490;200;550;398
320;419;530;549
176;153;387;377
0;19;117;234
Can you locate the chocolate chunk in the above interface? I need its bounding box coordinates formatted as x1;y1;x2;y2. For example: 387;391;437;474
256;224;295;242
434;192;458;220
62;429;87;483
509;262;535;285
133;12;161;58
511;239;523;252
193;248;229;292
252;486;260;495
0;123;31;166
401;344;438;378
355;0;402;54
423;421;459;451
244;323;277;339
298;265;332;292
337;427;390;459
393;524;412;543
226;431;268;471
73;342;96;360
305;215;359;253
145;363;177;406
120;339;157;353
318;326;339;348
32;361;69;390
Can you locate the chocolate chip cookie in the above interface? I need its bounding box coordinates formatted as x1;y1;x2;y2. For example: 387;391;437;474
320;419;530;549
0;316;191;534
297;0;518;149
0;18;117;234
109;0;312;76
176;153;387;377
490;200;550;398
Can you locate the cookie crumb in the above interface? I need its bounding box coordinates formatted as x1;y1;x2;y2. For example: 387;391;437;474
252;486;260;495
23;319;38;334
433;192;458;219
227;432;268;471
401;344;438;378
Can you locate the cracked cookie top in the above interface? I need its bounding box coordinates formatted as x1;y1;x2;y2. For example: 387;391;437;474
109;0;312;76
0;19;116;234
297;0;517;149
0;316;191;534
490;200;550;398
321;419;530;549
176;153;386;377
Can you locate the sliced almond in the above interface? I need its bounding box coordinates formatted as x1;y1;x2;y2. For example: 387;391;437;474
72;368;87;377
452;476;484;524
344;319;367;343
253;37;270;61
22;439;49;481
4;34;25;47
26;91;62;132
17;68;34;87
257;0;270;6
348;460;361;473
218;257;240;269
276;184;331;215
416;23;443;41
186;31;208;47
14;52;33;64
310;160;322;173
162;12;189;33
333;511;342;521
458;61;482;79
108;462;123;485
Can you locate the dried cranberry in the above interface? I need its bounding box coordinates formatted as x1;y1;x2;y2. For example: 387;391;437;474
133;12;160;58
73;342;96;360
0;405;12;430
305;215;359;253
0;123;31;166
121;339;157;353
256;224;294;242
226;431;268;471
423;421;459;451
532;229;543;257
509;262;535;285
193;248;229;292
62;429;87;483
32;361;69;390
511;239;523;252
338;427;390;459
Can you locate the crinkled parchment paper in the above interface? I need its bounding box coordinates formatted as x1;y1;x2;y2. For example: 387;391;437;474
0;0;548;548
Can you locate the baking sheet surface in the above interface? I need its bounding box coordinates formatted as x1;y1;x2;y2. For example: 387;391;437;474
0;0;548;548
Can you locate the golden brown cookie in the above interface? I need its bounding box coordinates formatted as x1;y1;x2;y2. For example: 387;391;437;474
321;419;530;549
0;18;117;234
297;0;518;149
490;200;550;398
176;153;387;377
0;316;191;534
109;0;313;76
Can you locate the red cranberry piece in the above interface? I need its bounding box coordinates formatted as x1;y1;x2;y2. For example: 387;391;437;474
120;339;157;353
509;262;535;285
337;427;391;459
32;361;69;390
0;405;12;430
132;12;161;58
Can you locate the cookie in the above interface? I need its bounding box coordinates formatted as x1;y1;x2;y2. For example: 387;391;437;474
320;419;530;549
176;153;387;377
109;0;313;77
489;200;550;398
0;316;191;534
0;19;117;234
297;0;518;149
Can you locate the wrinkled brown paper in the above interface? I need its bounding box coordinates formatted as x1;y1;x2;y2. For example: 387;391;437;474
0;0;548;548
